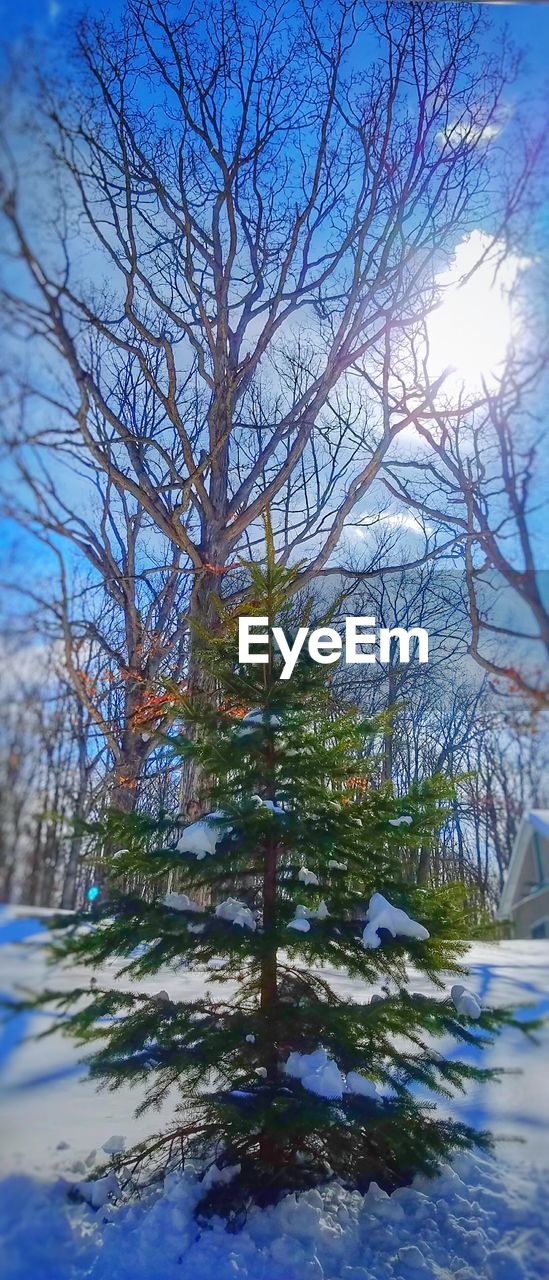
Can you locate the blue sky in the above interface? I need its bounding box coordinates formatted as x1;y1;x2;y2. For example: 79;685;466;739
1;1;549;79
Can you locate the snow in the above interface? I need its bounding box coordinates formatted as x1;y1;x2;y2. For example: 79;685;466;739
236;710;281;736
251;796;285;815
295;901;329;922
1;914;549;1278
362;893;430;950
345;1070;379;1100
74;1172;120;1210
312;899;328;920
298;868;319;886
287;918;310;932
160;892;204;914
200;1162;241;1192
388;815;413;828
283;1048;345;1100
177;812;230;859
451;983;482;1019
101;1135;125;1155
0;1152;547;1280
215;899;256;931
328;860;347;871
1;924;548;1173
284;1051;380;1103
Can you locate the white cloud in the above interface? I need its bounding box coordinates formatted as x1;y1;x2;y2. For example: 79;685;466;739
437;119;501;150
349;512;433;541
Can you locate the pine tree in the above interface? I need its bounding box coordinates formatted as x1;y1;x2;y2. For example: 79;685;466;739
30;547;529;1223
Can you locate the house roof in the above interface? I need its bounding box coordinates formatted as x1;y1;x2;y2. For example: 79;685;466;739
497;810;549;919
529;811;549;839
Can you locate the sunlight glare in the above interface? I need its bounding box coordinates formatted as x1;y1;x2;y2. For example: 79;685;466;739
426;230;527;395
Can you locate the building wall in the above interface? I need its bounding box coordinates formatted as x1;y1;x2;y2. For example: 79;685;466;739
515;843;537;899
507;830;549;938
512;885;549;938
535;832;549;883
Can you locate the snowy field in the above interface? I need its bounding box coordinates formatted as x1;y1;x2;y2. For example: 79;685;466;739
0;910;548;1279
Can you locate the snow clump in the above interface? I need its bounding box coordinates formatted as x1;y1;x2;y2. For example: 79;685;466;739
101;1135;125;1155
251;795;285;815
345;1070;379;1100
177;812;230;859
160;892;204;913
236;709;281;736
362;892;430;950
215;898;256;931
75;1172;120;1209
284;1049;380;1103
200;1162;241;1192
284;1047;345;1100
294;900;329;921
451;983;482;1019
298;867;319;886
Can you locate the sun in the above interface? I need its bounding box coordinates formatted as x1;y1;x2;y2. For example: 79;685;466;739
426;230;528;396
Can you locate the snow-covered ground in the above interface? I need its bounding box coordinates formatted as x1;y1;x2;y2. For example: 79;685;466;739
2;1150;547;1280
0;910;548;1279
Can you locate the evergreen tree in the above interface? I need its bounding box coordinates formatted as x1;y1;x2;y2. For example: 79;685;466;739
29;549;528;1222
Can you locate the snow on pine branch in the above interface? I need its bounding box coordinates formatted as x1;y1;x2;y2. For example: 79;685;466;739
287;901;329;932
160;893;204;914
235;709;282;735
284;1048;381;1102
298;867;319;886
215;899;257;931
361;893;430;950
451;984;482;1019
176;812;231;859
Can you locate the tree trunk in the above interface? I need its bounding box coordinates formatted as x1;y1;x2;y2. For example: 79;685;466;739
109;676;151;813
61;714;89;908
260;836;278;1026
259;715;281;1173
259;826;280;1167
109;738;144;812
179;554;225;811
383;662;397;783
416;844;430;886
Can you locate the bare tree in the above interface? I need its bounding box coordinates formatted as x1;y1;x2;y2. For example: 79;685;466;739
380;325;549;704
0;0;533;653
0;487;188;813
330;559;547;903
0;619;101;907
